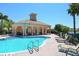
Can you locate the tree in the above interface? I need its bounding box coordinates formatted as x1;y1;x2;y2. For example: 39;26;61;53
54;24;70;38
0;13;4;34
3;18;13;34
51;29;59;34
62;26;70;38
68;3;79;37
76;28;79;32
63;26;70;33
54;24;63;33
54;24;64;37
0;12;13;34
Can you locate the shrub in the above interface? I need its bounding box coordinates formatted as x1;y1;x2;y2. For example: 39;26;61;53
51;29;59;34
67;35;79;45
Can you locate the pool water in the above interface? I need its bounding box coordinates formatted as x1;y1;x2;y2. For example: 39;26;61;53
0;36;48;53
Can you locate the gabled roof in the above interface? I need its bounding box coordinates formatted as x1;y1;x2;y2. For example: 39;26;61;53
15;20;51;26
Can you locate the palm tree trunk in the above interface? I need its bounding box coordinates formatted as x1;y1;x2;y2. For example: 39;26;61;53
73;15;76;37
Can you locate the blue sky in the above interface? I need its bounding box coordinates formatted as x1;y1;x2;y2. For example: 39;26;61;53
0;3;79;28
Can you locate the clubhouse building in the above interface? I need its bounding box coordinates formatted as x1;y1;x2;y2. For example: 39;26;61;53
12;13;51;36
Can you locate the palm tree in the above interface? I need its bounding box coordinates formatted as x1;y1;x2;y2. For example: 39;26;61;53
68;3;79;37
0;12;14;34
0;13;4;34
0;13;11;34
3;15;8;21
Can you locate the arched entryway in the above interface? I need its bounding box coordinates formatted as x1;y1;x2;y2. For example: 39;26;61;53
26;26;32;35
16;26;23;36
44;28;46;34
32;27;37;35
39;27;42;35
47;28;51;34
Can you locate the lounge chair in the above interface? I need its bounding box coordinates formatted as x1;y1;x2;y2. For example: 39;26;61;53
58;44;69;53
58;44;79;56
55;37;66;43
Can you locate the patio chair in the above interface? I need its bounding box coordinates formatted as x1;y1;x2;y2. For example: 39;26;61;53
58;44;79;56
58;44;69;53
55;37;66;43
66;48;79;56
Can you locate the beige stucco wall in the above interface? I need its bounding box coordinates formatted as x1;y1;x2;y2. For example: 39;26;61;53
12;23;51;36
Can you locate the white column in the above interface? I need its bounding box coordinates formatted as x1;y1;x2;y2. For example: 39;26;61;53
31;26;33;35
12;26;14;35
24;27;27;36
23;26;25;36
14;26;16;36
37;26;39;35
12;26;16;36
42;27;44;35
45;28;47;34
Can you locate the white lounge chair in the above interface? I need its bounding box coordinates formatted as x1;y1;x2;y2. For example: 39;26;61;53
58;44;79;56
55;37;66;43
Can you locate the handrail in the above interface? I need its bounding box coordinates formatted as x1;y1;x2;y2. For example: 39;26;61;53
33;40;39;52
27;40;39;54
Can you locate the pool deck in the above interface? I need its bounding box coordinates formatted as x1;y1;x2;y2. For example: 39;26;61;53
0;34;66;56
0;35;10;40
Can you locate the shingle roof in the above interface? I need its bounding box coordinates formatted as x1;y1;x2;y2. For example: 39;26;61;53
15;20;51;26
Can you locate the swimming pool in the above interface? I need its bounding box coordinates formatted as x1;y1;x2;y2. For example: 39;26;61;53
0;36;48;53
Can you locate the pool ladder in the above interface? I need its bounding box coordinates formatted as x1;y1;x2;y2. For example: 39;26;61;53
27;40;39;54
